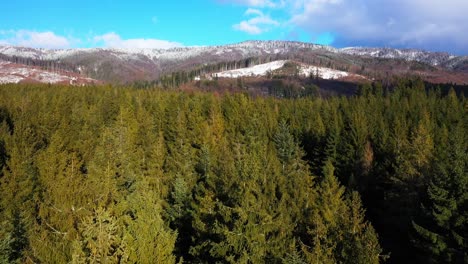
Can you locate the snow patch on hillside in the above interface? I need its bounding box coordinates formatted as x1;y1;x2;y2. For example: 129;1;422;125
0;75;23;84
0;60;96;85
214;60;288;78
299;64;349;79
211;60;353;80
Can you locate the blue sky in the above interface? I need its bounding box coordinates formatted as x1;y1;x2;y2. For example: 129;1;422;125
1;0;467;54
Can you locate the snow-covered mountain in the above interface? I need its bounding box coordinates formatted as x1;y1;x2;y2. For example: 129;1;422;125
339;47;456;67
0;41;334;61
0;40;467;83
0;41;337;82
1;40;461;66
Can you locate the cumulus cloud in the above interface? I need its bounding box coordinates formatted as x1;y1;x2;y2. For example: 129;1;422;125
93;32;183;49
0;30;71;49
0;30;183;50
224;0;468;53
289;0;468;53
233;9;279;34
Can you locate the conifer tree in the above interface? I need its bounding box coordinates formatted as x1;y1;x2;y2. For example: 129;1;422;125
412;124;467;263
125;179;177;264
73;207;128;263
0;120;43;262
303;161;382;264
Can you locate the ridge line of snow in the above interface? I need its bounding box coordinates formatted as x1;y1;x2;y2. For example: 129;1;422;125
0;40;463;68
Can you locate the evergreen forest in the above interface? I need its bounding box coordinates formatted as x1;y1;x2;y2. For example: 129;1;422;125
0;81;466;263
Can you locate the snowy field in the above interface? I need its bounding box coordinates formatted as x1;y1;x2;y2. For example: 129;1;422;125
213;60;288;78
211;60;353;80
298;64;349;79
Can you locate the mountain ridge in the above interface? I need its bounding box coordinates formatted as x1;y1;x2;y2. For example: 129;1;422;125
1;40;464;65
1;40;467;84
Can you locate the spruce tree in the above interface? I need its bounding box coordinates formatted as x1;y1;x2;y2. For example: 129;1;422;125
412;124;467;263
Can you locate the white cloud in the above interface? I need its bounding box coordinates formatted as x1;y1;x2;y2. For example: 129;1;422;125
288;0;468;53
0;30;183;50
224;0;468;53
245;8;263;16
0;30;71;49
93;32;183;49
234;22;263;35
233;9;279;35
17;31;71;49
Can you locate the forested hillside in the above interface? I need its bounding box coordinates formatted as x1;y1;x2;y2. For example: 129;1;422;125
0;83;466;263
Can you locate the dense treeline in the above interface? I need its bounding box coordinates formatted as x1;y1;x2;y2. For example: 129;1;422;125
0;82;465;263
0;54;78;74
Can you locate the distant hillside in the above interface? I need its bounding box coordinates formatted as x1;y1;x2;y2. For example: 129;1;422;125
1;40;467;84
0;60;99;85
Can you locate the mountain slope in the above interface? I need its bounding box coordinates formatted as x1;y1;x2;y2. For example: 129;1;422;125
211;60;365;81
0;41;467;84
0;60;98;85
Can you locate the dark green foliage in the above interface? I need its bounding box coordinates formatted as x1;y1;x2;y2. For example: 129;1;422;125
6;212;28;263
412;123;467;263
0;81;464;263
274;120;296;164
